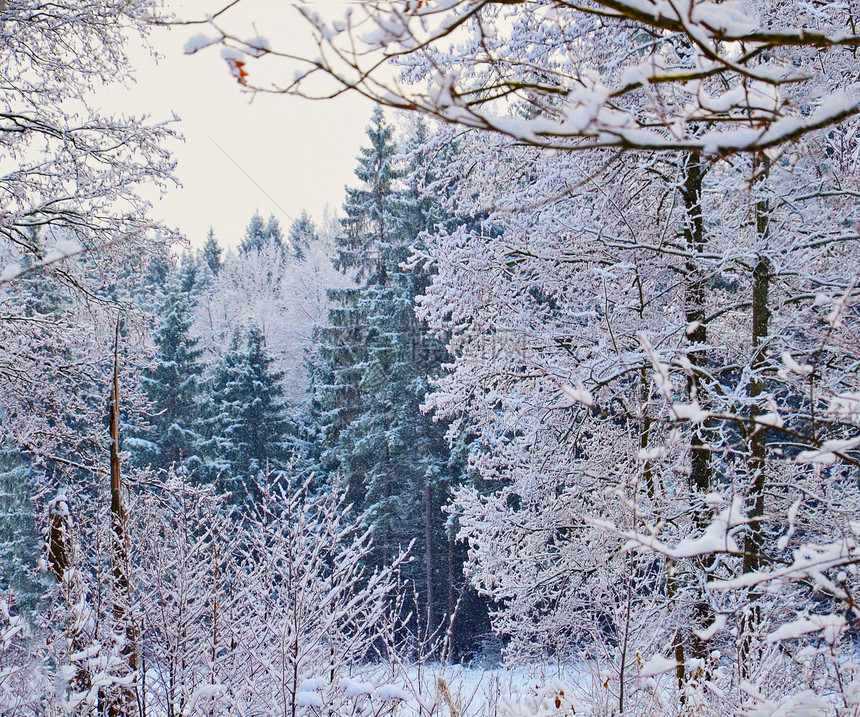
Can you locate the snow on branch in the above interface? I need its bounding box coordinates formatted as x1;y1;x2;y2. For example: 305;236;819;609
616;496;745;559
199;0;860;154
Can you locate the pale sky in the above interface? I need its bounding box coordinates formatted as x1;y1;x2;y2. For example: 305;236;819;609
97;1;374;248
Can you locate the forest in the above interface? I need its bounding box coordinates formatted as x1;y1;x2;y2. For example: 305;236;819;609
3;0;860;715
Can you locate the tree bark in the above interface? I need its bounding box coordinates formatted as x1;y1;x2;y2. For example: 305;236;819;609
108;315;138;717
681;152;714;664
740;155;772;675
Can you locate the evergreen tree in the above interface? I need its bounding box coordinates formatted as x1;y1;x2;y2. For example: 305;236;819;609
0;448;44;616
205;325;293;504
310;110;482;646
128;271;204;475
177;250;200;298
201;228;222;275
239;211;284;254
287;211;317;260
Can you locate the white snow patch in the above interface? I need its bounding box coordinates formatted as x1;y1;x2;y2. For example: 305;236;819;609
766;614;846;645
1;262;21;281
376;683;410;701
693;614;727;641
183;33;219;55
560;380;593;407
341;677;374;697
296;691;323;707
639;654;679;678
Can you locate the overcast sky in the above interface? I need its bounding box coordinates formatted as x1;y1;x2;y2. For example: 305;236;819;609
97;1;374;248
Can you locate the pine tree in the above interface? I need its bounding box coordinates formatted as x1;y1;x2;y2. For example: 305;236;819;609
177;250;200;298
310;110;479;642
201;228;222;275
239;211;284;254
205;325;293;504
287;211;317;260
128;271;204;475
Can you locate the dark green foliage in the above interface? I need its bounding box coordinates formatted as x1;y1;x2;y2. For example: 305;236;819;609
287;211;317;261
310;109;483;644
177;251;200;298
0;449;45;616
240;212;284;254
128;271;204;475
204;325;294;504
201;228;222;275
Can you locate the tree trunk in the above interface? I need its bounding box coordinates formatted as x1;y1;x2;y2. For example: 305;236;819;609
108;316;138;717
740;155;772;675
425;478;436;636
681;151;714;665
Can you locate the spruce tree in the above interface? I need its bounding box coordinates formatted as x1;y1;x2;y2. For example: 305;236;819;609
311;110;476;640
128;270;204;475
177;250;201;299
239;212;284;254
201;228;222;275
287;211;317;260
205;325;293;504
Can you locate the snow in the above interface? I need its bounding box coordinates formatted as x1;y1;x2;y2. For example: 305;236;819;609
183;33;219;55
50;496;70;517
41;238;82;264
376;683;410;701
340;677;374;697
754;411;784;429
779;351;812;377
220;47;244;62
299;677;327;692
624;497;744;559
694;614;727;641
765;614;845;645
829;392;860;422
0;262;21;281
691;1;758;37
671;401;710;424
748;690;831;716
638;446;667;460
560;380;593;407
244;36;270;52
797;436;860;465
296;691;324;707
639;654;679;678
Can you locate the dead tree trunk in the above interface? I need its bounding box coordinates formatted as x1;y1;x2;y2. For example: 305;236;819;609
108;315;138;717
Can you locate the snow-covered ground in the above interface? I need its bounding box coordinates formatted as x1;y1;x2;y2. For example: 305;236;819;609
139;661;599;717
323;662;593;717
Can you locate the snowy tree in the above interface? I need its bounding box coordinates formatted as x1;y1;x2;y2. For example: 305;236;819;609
131;475;239;717
406;121;860;710
130;271;205;476
196;0;860;706
124;471;410;716
209;0;860;154
0;0;177;467
201;228;223;276
311;110;484;645
223;474;408;716
190;4;860;709
239;212;285;254
193;212;343;404
288;211;317;260
203;325;295;504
